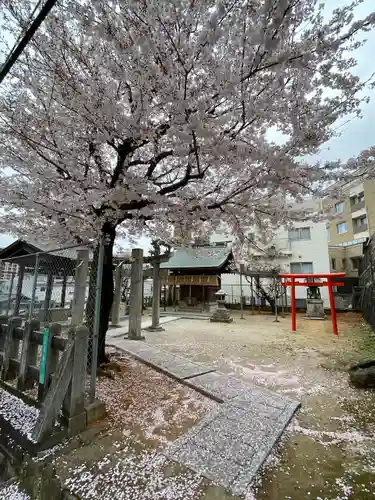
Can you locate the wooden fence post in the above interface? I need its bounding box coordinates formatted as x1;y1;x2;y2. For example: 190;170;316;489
0;315;8;352
17;319;40;391
1;317;22;380
31;338;75;443
63;325;89;435
38;323;62;401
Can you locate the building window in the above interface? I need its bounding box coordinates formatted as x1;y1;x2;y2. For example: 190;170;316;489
290;262;314;274
351;257;360;270
335;202;345;213
337;222;347;234
353;215;368;229
40;287;45;291
342;258;346;270
351;192;364;205
331;258;336;270
288;227;311;241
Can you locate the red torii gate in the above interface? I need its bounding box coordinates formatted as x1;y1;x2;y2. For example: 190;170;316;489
279;273;345;336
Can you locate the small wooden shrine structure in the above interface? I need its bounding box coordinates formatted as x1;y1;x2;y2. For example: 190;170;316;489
160;244;233;312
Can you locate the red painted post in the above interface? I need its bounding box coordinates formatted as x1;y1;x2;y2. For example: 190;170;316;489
327;277;338;336
291;277;296;331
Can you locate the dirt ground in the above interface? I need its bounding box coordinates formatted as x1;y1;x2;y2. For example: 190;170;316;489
139;311;375;499
4;312;375;500
51;352;240;500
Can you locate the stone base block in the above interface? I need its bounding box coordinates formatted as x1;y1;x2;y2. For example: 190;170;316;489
210;306;233;323
85;399;106;425
127;335;146;341
144;326;165;332
67;412;87;436
306;299;325;320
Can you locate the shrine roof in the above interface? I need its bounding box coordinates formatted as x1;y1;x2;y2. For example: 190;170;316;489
160;245;232;270
0;239;82;274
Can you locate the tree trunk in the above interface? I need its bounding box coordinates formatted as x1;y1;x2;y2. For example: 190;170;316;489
86;225;115;367
254;276;275;313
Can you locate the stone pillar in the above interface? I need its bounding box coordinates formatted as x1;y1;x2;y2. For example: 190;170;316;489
146;261;164;331
14;263;25;315
111;264;122;326
128;248;144;340
71;249;89;326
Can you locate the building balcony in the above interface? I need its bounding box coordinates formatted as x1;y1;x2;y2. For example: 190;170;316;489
351;199;365;212
353;223;368;234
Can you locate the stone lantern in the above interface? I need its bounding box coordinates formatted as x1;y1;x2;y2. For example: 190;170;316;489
210;289;233;323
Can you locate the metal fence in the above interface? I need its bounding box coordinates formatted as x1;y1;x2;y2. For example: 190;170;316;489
220;283;280;307
0;241;103;400
359;236;375;331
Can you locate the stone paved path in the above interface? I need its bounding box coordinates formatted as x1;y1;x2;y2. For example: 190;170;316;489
107;316;181;339
108;337;216;380
165;387;298;495
108;338;300;496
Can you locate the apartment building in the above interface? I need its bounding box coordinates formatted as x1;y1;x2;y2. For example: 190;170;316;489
210;214;331;307
327;178;375;277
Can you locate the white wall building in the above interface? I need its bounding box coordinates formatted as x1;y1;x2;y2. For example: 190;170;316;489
0;259;18;281
210;215;331;308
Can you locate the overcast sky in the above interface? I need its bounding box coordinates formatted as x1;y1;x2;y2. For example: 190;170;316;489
0;0;374;250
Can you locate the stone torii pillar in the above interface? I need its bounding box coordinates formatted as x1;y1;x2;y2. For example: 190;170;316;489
128;248;144;340
145;261;163;331
119;248;171;338
145;251;170;332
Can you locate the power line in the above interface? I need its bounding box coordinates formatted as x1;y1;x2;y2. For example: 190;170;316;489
0;0;59;85
5;0;45;64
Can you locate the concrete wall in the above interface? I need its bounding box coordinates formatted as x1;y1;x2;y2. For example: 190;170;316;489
364;179;375;235
275;221;331;307
211;220;331;307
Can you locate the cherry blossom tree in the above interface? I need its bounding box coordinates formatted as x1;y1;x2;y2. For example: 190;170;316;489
0;0;374;362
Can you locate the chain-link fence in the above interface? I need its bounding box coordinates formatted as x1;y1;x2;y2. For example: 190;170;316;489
0;241;104;400
219;280;287;309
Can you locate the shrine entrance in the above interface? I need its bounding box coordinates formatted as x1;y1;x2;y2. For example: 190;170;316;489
280;273;345;335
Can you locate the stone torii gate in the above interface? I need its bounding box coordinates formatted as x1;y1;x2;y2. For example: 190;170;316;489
111;248;170;339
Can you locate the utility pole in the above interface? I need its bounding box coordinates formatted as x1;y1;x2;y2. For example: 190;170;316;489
0;0;59;85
